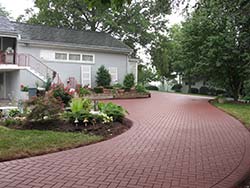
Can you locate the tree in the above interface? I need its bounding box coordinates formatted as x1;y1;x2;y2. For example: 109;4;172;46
96;65;111;87
138;64;158;86
174;0;250;100
17;0;171;56
0;4;10;17
151;35;177;85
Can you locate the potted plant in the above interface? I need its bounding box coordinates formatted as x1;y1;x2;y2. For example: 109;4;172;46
5;47;14;64
20;84;29;101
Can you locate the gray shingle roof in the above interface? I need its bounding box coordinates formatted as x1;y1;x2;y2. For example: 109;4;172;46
12;22;131;53
0;16;17;34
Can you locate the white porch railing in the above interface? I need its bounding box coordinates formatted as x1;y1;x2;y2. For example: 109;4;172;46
0;52;61;84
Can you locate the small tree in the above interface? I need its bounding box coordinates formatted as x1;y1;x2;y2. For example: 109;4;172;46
96;65;111;87
123;73;135;90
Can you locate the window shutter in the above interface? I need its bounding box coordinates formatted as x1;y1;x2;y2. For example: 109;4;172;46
109;67;118;83
81;65;91;87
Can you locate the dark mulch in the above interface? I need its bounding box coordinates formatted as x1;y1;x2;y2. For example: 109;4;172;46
7;118;132;139
238;177;250;188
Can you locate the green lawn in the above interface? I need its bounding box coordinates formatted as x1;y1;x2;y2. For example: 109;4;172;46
213;102;250;127
0;126;102;162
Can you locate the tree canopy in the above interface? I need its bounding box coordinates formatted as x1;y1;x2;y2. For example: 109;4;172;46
0;4;10;17
153;0;250;100
18;0;173;56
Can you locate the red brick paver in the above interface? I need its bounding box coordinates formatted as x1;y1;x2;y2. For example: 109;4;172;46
1;92;250;188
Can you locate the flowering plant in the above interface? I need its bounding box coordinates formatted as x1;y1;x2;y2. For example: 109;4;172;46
20;85;29;92
50;84;73;106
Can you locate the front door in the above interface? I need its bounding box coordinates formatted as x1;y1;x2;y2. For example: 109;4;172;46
0;73;5;99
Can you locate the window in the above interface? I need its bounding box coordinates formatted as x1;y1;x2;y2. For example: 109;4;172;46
69;54;80;61
82;54;93;62
50;51;94;63
55;52;67;60
109;67;118;83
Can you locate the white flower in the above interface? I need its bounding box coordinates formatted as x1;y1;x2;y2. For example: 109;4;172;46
43;116;49;120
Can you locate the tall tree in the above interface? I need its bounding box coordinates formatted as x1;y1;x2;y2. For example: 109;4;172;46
174;0;250;100
150;25;184;85
138;64;158;86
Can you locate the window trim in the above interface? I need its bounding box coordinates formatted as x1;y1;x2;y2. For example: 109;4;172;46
81;65;92;87
53;51;95;64
55;52;68;61
69;53;81;61
109;67;118;83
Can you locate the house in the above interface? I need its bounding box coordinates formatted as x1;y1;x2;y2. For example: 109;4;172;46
0;16;138;101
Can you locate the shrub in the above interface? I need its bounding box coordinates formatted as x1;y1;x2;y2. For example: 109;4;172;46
190;88;199;94
43;78;52;91
25;94;64;122
113;83;123;89
51;84;73;106
145;85;159;91
135;84;147;93
171;84;182;92
78;87;91;97
199;86;209;95
104;86;113;89
243;96;250;102
209;88;217;96
123;73;135;90
96;65;111;87
216;94;226;104
216;89;225;96
3;119;22;127
93;87;104;94
98;102;128;122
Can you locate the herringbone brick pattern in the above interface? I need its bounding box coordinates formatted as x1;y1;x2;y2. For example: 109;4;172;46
0;92;250;188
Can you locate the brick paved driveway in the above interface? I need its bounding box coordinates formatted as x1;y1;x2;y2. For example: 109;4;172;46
1;92;250;188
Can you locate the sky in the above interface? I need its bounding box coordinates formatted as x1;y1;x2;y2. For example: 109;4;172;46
0;0;34;19
0;0;186;25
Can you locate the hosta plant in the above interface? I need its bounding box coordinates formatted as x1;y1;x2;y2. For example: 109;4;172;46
98;102;128;122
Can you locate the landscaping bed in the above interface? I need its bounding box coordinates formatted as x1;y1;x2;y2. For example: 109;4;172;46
85;92;151;100
0;83;132;162
6;118;132;138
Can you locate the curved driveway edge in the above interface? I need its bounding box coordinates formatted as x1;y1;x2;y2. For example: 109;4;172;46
0;92;250;188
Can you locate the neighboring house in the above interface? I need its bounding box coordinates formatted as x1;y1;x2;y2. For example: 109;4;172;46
181;80;208;93
179;74;213;94
0;16;138;100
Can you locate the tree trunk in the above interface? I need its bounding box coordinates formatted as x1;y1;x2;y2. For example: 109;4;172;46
187;75;192;93
231;82;242;102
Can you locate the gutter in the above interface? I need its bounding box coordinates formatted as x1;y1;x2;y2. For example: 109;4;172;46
0;30;19;38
